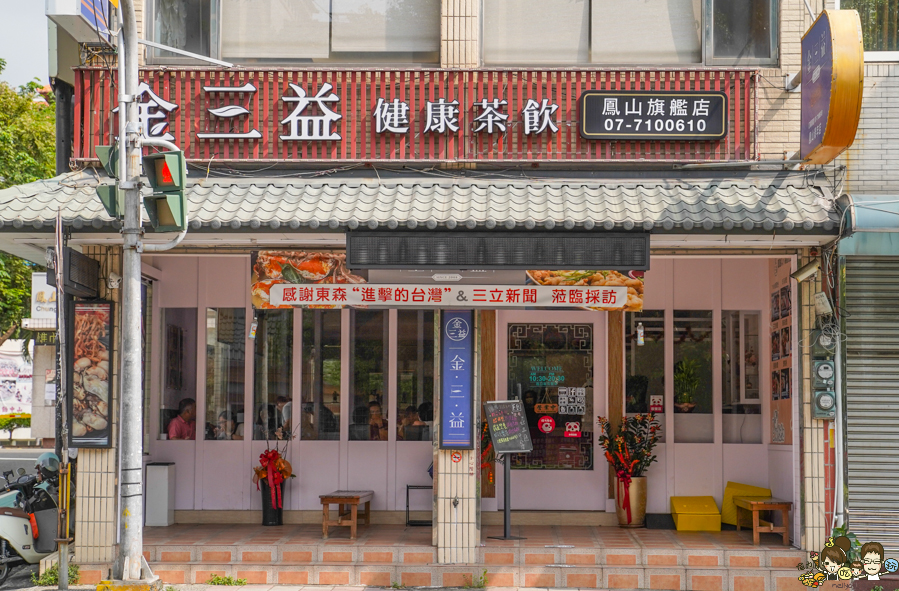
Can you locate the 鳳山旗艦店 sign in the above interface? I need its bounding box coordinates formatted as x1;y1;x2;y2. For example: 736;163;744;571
800;10;864;165
579;91;727;141
440;311;474;449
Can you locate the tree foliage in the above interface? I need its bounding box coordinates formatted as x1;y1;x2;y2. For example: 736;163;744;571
0;417;31;441
0;57;56;189
0;253;37;347
0;58;53;347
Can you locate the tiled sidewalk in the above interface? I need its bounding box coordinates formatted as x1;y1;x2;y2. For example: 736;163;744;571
77;524;813;590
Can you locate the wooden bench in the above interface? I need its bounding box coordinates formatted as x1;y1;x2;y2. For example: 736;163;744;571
319;490;373;539
733;495;792;546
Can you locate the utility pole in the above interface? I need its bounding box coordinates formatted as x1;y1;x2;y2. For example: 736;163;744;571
116;0;146;581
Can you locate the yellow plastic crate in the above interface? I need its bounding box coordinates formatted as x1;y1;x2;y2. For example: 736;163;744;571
721;482;772;526
670;496;721;531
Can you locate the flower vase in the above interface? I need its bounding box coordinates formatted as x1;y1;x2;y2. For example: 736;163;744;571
615;475;647;528
260;478;284;526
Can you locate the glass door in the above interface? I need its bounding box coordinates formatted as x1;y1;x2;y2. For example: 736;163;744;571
498;310;606;511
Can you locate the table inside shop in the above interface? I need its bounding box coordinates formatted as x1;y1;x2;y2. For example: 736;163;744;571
733;495;792;546
320;490;373;539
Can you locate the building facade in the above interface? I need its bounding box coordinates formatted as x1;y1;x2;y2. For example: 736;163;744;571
1;0;887;585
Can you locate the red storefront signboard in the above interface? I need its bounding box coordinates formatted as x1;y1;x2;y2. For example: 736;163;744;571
269;283;628;309
75;68;756;164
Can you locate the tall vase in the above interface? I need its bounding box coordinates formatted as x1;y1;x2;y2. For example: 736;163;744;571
615;475;647;528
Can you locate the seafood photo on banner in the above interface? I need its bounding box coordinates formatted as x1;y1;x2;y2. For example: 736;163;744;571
526;270;645;311
251;251;366;309
71;303;112;444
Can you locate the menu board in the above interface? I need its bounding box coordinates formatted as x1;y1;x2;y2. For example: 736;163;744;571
484;400;533;454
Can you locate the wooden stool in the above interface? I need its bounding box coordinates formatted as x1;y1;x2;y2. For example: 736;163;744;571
319;490;373;539
733;495;792;546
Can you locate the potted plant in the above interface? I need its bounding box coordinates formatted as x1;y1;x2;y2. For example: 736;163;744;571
597;413;661;527
674;359;700;413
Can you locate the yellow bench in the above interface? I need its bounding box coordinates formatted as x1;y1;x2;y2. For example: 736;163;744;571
670;496;721;531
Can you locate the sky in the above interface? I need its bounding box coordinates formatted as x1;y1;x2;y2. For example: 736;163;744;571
0;0;49;89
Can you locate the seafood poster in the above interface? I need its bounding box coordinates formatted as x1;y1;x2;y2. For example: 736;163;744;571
68;301;113;448
251;251;366;309
526;270;645;312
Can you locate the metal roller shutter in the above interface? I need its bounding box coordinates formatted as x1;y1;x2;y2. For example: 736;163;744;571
845;257;899;551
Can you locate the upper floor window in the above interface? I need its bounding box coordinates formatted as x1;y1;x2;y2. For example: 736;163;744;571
148;0;440;65
839;0;899;60
483;0;776;66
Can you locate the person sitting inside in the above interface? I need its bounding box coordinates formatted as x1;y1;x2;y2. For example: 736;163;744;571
274;395;292;438
167;398;196;440
254;404;279;440
399;405;427;440
214;411;244;440
369;401;389;441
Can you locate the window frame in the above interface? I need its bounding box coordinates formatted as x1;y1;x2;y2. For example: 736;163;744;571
703;0;780;66
144;0;440;66
835;0;899;61
144;0;222;66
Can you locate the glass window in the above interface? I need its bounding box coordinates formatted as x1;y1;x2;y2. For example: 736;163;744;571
626;310;666;443
350;310;389;441
160;308;198;441
204;308;246;441
841;0;899;52
484;0;702;65
396;310;435;441
150;0;218;61
300;310;342;440
673;310;713;443
709;0;776;63
508;324;594;470
722;311;762;444
591;0;701;64
484;0;590;64
253;310;293;441
219;0;439;63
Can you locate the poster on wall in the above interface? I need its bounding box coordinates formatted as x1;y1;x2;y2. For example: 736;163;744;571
251;251;366;309
68;300;114;448
0;343;31;418
525;270;645;311
769;259;793;445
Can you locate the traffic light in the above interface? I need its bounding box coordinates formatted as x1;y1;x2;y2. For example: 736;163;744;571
95;145;122;218
142;150;188;232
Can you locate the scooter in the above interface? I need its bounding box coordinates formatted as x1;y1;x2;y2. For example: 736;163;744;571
0;467;60;585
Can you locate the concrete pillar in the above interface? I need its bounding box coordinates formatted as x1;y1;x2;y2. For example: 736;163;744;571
434;312;481;564
441;0;479;68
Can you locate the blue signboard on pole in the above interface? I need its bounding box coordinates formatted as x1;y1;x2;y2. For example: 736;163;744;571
440;310;474;449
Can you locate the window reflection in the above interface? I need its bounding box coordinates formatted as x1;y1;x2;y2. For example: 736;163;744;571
673;310;713;443
712;0;773;60
722;311;762;444
253;310;292;441
397;310;435;441
160;308;198;440
301;310;341;440
626;310;666;443
508;324;593;470
205;308;246;440
350;310;388;441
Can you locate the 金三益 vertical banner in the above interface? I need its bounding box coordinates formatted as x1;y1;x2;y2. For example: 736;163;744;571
440;310;474;449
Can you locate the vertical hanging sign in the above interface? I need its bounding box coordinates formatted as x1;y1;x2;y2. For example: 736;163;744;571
440;310;474;449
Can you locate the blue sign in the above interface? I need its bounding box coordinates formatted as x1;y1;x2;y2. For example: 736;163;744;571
440;310;474;449
801;12;833;159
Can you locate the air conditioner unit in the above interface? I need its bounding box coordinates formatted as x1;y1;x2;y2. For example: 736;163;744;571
46;0;111;43
47;247;100;298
